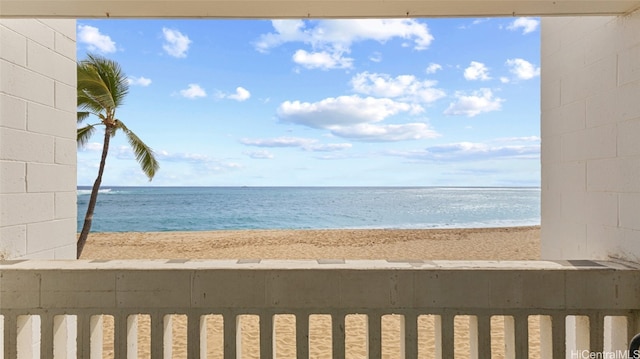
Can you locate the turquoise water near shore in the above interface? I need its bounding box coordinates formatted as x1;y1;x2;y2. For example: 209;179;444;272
77;186;540;232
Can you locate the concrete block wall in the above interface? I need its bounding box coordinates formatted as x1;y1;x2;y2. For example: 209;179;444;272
0;19;77;259
541;13;640;262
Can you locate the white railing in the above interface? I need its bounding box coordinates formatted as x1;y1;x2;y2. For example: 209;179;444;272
1;259;639;358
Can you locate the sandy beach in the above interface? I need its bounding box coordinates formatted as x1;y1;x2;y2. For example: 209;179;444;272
81;226;540;261
81;226;541;358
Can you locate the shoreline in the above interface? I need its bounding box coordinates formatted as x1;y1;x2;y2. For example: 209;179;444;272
80;225;541;260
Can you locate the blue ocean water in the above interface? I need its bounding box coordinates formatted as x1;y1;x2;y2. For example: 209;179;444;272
76;186;540;232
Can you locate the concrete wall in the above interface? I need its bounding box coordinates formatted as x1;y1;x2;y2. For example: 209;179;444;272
0;19;77;259
541;13;640;262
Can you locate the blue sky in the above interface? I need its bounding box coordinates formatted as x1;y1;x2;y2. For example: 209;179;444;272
76;18;541;187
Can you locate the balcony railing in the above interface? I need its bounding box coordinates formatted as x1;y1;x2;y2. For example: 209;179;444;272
1;259;639;358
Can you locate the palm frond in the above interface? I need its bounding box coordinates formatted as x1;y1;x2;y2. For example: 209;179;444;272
77;64;115;115
77;111;91;123
77;53;130;121
77;125;97;147
86;54;129;108
116;121;159;180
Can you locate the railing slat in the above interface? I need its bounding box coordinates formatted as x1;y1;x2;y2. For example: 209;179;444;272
127;314;138;359
590;313;605;353
514;314;529;359
163;314;173;359
552;314;566;359
605;315;628;353
114;313;128;359
53;315;76;359
260;313;273;359
438;314;455;359
628;312;640;346
4;314;16;359
504;315;515;359
504;315;529;359
403;313;418;359
368;313;382;359
88;314;103;359
187;313;201;359
0;314;4;358
433;315;442;359
332;313;345;359
16;315;39;359
539;315;552;359
470;315;491;359
150;313;163;358
296;313;309;359
200;314;208;359
223;313;237;359
40;314;53;358
469;315;477;359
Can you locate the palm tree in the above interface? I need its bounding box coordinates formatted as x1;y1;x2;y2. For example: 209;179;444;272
76;54;159;258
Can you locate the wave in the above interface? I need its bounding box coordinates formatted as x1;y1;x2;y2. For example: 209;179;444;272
77;188;113;196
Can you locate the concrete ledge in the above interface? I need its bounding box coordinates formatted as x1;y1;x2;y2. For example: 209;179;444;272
1;260;639;312
1;259;634;270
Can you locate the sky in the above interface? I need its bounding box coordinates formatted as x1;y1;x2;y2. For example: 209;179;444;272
76;18;541;187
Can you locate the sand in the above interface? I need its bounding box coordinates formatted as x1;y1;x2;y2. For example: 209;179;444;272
80;226;541;261
80;226;541;358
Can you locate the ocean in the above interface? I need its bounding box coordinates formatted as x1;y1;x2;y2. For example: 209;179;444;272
76;186;541;233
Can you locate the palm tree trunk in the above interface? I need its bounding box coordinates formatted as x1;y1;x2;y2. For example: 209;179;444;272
77;127;112;258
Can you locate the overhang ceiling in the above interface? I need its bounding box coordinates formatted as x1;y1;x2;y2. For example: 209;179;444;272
1;0;639;18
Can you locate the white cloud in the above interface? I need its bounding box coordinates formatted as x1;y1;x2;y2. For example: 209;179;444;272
472;18;490;26
255;19;433;71
444;88;504;117
293;49;354;70
350;72;446;104
154;150;210;163
256;19;434;52
426;63;442;74
389;139;540;162
457;18;490;30
241;137;316;148
309;143;353;151
79;142;103;152
278;95;420;128
369;52;382;63
507;17;539;34
77;25;116;53
506;58;540;80
241;137;352;151
164;151;243;174
179;84;207;99
127;76;152;87
227;87;251;101
143;149;242;170
332;123;439;142
464;61;491;81
497;135;541;143
243;150;275;159
215;87;251;101
276;95;438;142
254;20;307;52
162;28;191;58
